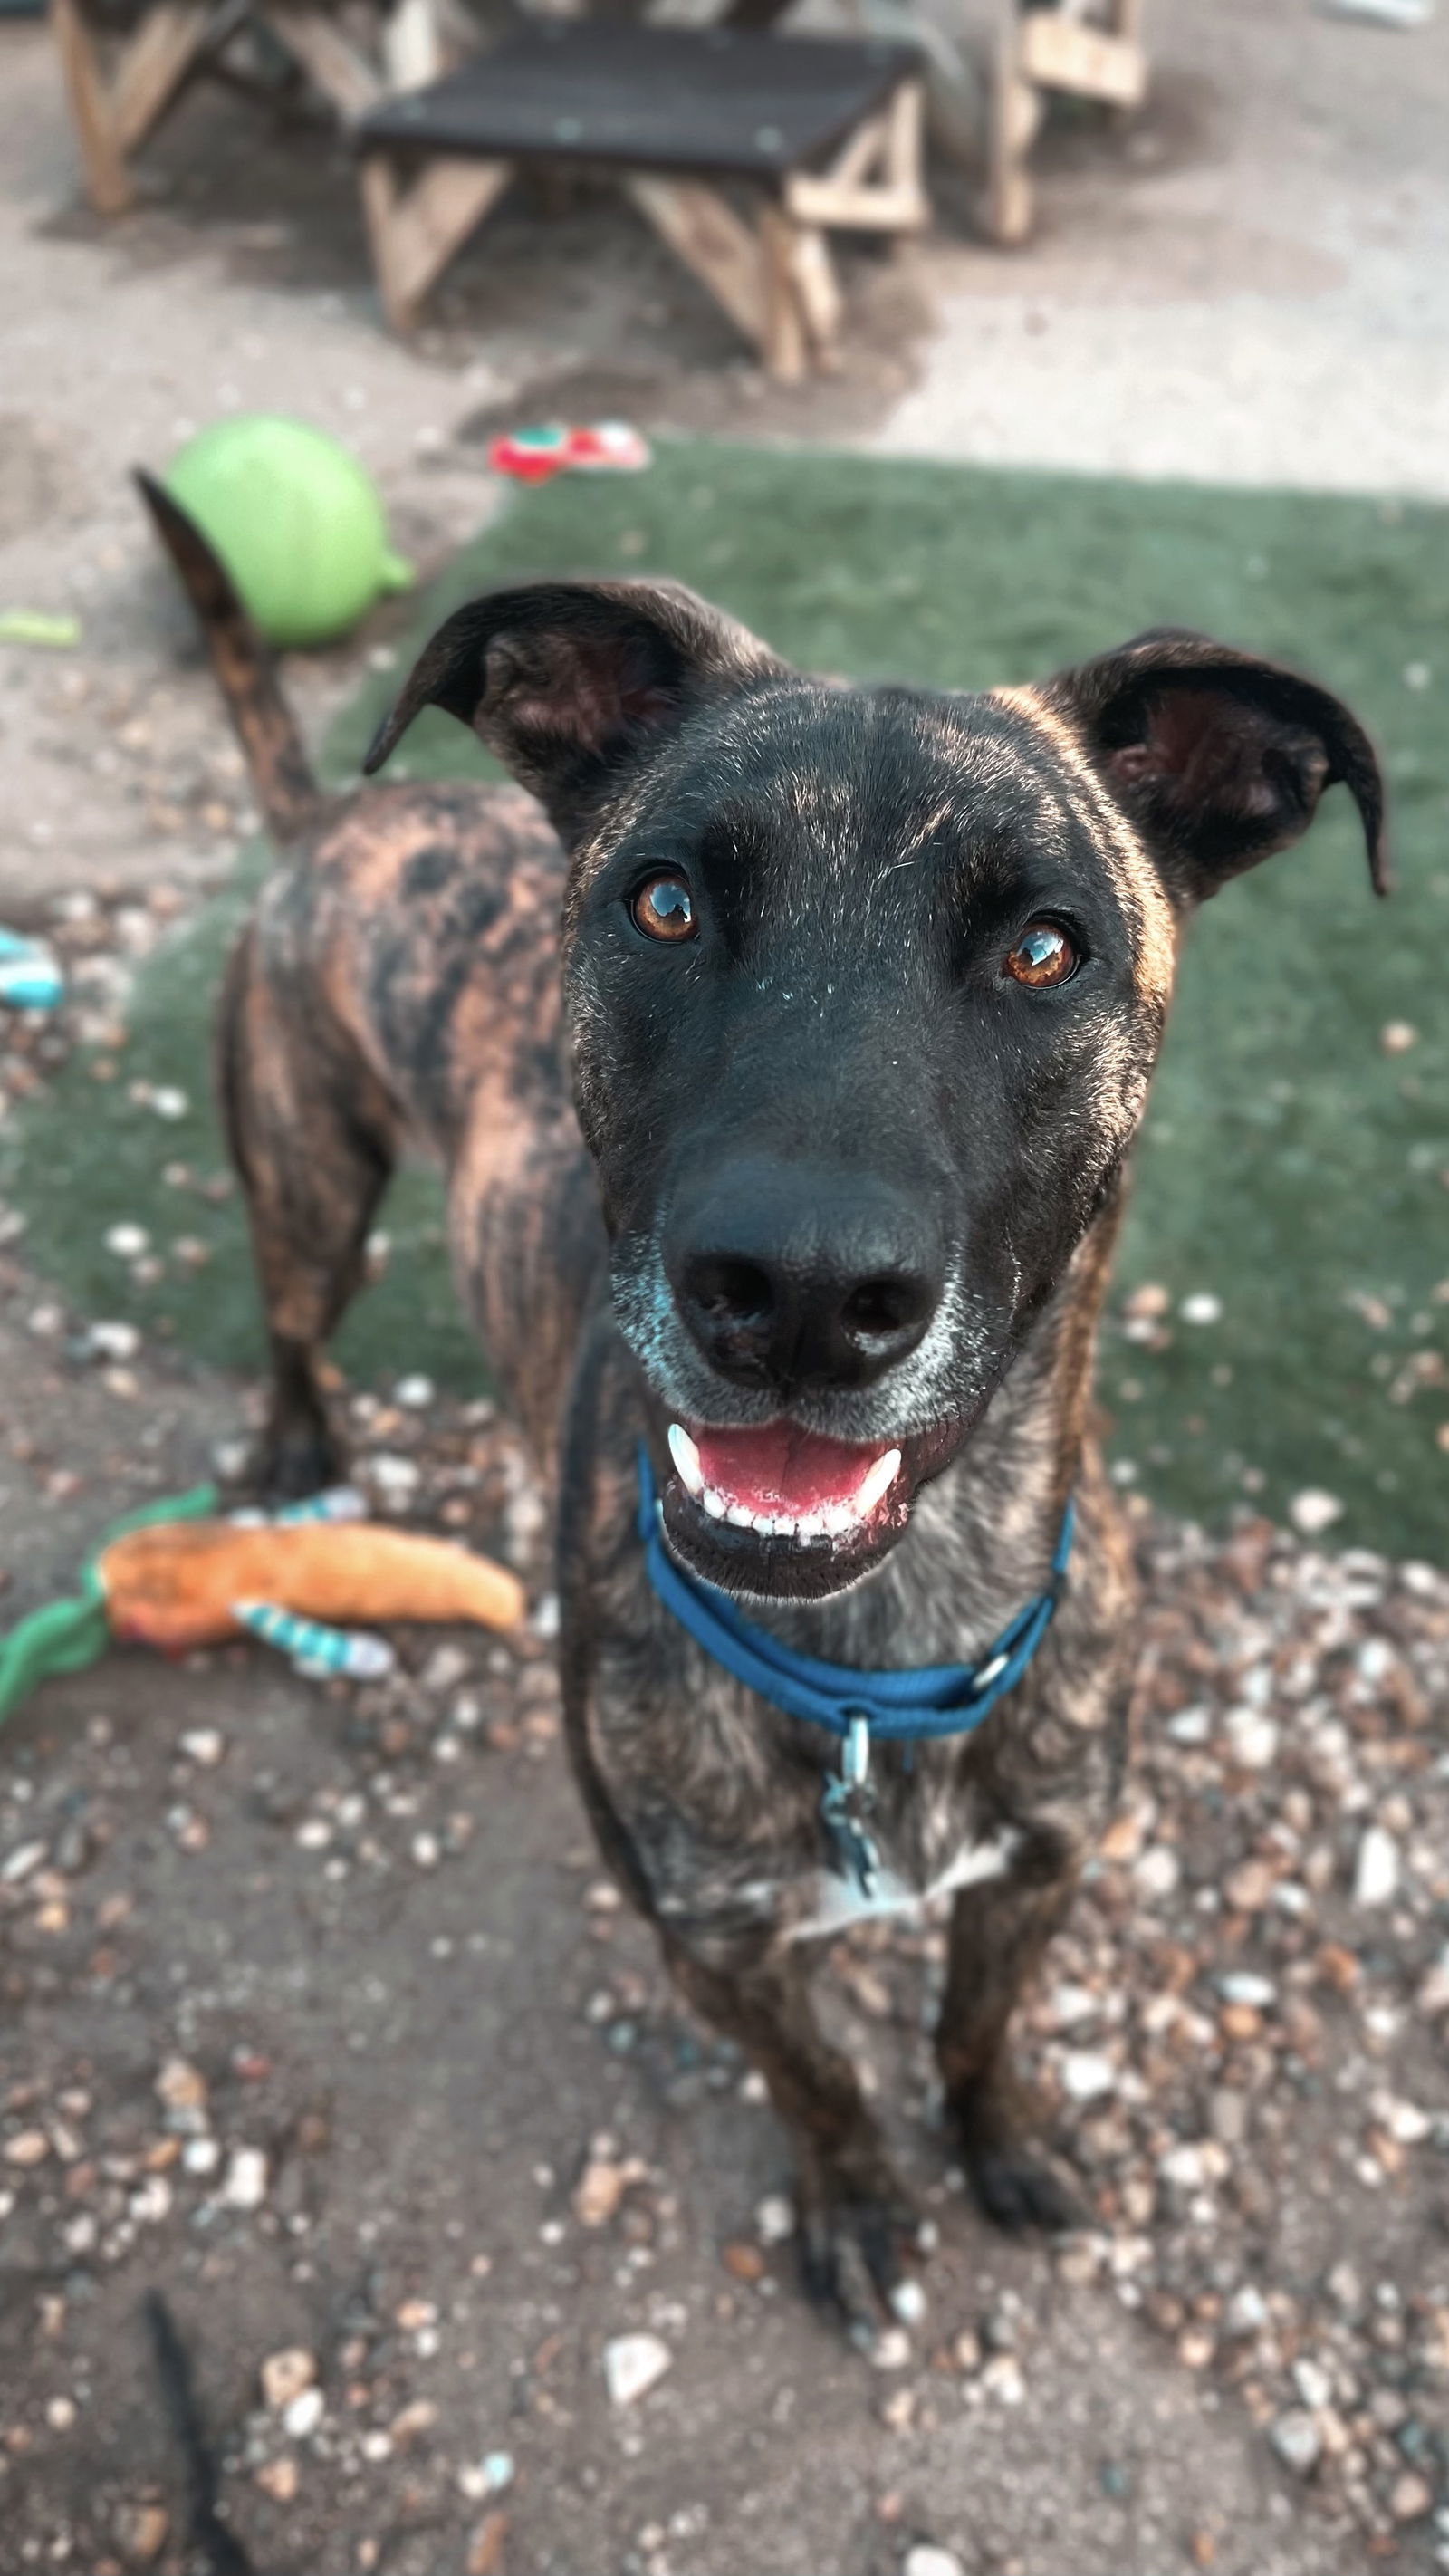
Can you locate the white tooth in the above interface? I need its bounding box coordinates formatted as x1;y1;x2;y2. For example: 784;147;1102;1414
668;1422;704;1497
702;1488;727;1520
725;1503;753;1528
854;1448;903;1517
822;1504;855;1536
795;1514;826;1541
771;1515;797;1539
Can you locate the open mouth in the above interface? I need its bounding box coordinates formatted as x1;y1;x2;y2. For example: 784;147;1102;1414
658;1416;958;1601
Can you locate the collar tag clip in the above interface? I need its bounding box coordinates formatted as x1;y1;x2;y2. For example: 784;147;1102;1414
820;1712;881;1898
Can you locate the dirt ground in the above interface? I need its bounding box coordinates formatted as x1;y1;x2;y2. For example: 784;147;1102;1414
4;5;1449;2571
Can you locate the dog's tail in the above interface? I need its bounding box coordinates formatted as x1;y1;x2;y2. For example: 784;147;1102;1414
135;468;323;845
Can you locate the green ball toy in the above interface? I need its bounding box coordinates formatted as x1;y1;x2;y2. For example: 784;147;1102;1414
165;416;413;649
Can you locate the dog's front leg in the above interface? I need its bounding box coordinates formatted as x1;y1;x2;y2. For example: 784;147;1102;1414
936;1865;1083;2235
665;1937;924;2341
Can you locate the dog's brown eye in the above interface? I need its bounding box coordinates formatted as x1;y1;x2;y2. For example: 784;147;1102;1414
631;873;696;943
1003;920;1078;988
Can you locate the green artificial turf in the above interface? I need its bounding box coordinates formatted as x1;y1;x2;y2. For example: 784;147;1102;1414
5;442;1447;1558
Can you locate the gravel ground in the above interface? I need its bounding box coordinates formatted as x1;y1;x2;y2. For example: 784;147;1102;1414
3;913;1449;2575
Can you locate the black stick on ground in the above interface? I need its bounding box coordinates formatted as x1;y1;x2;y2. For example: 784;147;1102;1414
143;2291;259;2576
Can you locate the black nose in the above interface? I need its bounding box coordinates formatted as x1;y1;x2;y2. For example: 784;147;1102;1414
666;1159;944;1397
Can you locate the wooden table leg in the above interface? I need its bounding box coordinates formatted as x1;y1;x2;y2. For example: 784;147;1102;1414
758;207;810;384
111;4;216;153
360;150;512;332
51;0;133;215
261;5;386;119
625;175;776;369
784;223;843;373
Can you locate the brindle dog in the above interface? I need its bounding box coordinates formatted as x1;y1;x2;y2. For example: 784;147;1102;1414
140;474;1385;2340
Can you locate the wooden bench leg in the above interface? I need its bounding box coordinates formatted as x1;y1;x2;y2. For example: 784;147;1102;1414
759;207;809;385
986;2;1149;248
51;0;135;215
111;3;216;152
986;21;1044;249
625;175;781;373
783;224;843;373
51;0;223;217
360;151;513;332
262;4;385;120
783;77;928;234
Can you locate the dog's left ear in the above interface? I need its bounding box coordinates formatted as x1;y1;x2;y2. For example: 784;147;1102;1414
1044;630;1387;902
363;578;786;841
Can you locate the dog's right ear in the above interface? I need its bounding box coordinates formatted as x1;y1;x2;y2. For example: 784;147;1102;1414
363;578;786;841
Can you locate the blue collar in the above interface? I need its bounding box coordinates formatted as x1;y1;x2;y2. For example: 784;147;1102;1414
636;1444;1074;1894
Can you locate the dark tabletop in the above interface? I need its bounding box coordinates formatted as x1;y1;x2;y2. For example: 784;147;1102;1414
357;24;920;179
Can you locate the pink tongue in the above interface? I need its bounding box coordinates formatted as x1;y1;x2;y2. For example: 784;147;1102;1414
693;1422;882;1515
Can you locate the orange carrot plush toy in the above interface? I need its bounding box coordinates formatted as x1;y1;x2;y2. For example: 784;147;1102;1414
0;1485;525;1716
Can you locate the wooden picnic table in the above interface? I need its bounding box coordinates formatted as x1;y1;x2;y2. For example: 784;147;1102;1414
49;0;450;216
353;22;927;379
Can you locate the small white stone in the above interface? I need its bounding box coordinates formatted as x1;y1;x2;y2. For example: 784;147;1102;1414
1166;1705;1212;1745
1289;1488;1344;1537
1;1841;47;1884
1225;2283;1269;2336
1059;2050;1116;2102
904;2549;966;2576
1376;2093;1431;2144
1045;1983;1098;2030
150;1086;189;1120
182;2136;219;2176
1271;2408;1322;2476
1218;1972;1277;2010
889;2278;926;2328
220;2145;267;2210
395;1373;435;1408
1158;2144;1205;2189
1179;1293;1223;1326
179;1728;224;1767
89;1320;139;1361
603;2331;672;2408
369;1452;420;1500
104;1222;149;1259
868;2325;913;2372
1293;2357;1333;2411
754;2192;795;2245
1355;1825;1400;1908
421;1644;472;1696
1134;1845;1180;1898
1225;1707;1279;1770
283;2385;323;2439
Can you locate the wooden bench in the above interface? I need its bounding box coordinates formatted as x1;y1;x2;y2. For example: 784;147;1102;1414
987;0;1148;245
354;23;927;382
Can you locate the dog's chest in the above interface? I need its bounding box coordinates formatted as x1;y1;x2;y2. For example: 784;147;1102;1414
784;1819;1022;1944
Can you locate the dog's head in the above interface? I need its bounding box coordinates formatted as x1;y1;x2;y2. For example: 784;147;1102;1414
368;581;1385;1604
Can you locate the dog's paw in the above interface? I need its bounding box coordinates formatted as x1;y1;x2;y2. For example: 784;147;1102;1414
797;2158;931;2347
963;2137;1083;2238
